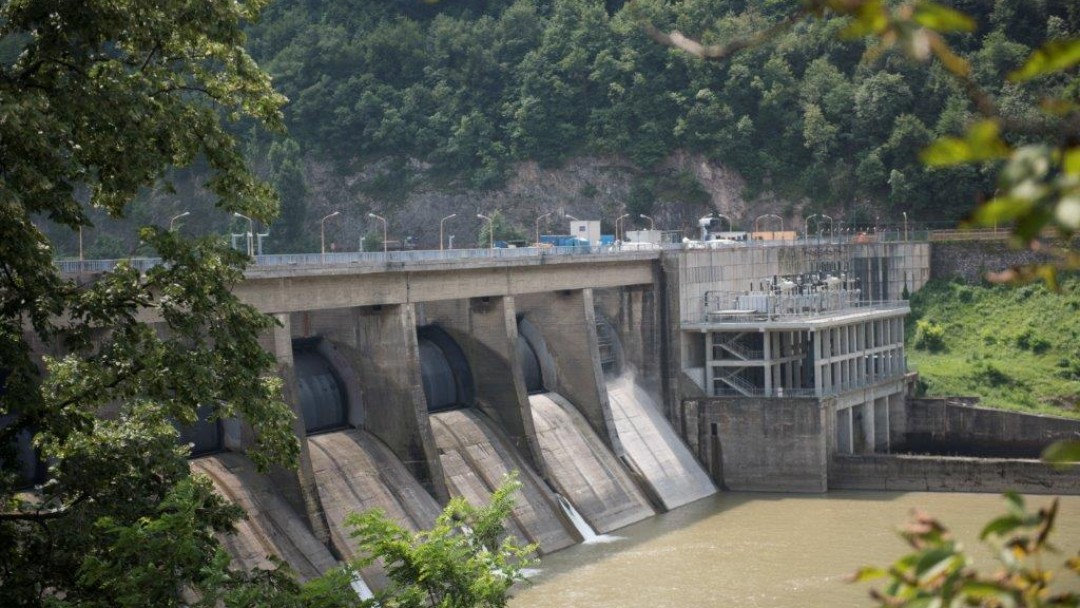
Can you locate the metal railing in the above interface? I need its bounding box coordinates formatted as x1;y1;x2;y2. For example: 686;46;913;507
687;292;909;325
56;244;661;275
710;372;907;399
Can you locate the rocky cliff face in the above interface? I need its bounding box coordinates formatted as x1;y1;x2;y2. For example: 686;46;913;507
305;151;798;251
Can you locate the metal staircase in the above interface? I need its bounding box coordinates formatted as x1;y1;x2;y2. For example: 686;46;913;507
713;333;763;361
714;371;756;397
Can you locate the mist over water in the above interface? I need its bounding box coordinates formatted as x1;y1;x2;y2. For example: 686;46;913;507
511;491;1080;608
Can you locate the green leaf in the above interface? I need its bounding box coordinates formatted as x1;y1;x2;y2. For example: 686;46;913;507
1064;149;1080;176
971;196;1036;227
1010;39;1080;82
980;515;1023;540
1042;440;1080;464
913;1;976;32
851;566;888;582
915;548;959;580
1003;492;1026;518
960;581;1018;607
839;0;889;38
921;121;1010;166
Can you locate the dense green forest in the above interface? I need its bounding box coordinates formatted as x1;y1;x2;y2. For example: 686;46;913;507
243;0;1077;236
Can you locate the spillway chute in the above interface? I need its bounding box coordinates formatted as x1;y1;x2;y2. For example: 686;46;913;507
293;338;349;434
417;326;474;412
190;453;338;582
1;415;45;488
176;403;223;457
517;335;544;394
606;374;717;510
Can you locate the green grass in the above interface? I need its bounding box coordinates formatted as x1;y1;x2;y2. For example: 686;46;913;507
907;278;1080;418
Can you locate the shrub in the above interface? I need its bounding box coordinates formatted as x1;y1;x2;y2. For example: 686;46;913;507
913;319;946;352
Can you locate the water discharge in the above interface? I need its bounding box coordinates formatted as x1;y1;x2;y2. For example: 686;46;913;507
511;491;1080;608
555;494;622;545
605;374;716;510
530;392;654;532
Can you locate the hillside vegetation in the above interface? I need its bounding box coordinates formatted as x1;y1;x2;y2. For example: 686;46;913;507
907;279;1080;418
247;1;1076;226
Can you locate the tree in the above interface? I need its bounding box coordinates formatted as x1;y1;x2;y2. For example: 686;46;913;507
269;138;311;253
0;1;326;605
477;210;527;246
346;474;536;608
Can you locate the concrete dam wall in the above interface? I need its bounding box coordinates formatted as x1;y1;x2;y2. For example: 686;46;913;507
183;282;715;588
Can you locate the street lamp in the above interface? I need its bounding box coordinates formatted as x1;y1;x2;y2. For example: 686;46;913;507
78;226;84;261
320;211;340;260
368;212;387;253
639;214;655;230
169;211;190;232
753;213;783;235
535;212;550;248
615;213;629;242
715;213;732;232
440;213;457;251
233;212;254;256
477;213;494;249
902;211;909;241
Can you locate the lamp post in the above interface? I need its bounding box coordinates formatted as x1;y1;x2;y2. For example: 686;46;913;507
806;213;819;238
78;226;84;261
615;213;629;243
715;213;732;232
902;211;908;241
320;211;340;261
477;213;494;249
639;214;655;230
233;212;254;256
440;213;457;251
169;211;190;232
754;213;783;236
535;212;550;248
368;212;387;253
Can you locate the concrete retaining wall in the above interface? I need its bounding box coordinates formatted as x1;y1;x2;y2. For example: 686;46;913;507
930;240;1054;283
682;397;827;492
893;398;1080;458
831;454;1080;494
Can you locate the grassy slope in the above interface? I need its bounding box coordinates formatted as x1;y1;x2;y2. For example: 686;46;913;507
907;279;1080;418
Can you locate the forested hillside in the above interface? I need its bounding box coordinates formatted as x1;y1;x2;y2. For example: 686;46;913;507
40;1;1080;254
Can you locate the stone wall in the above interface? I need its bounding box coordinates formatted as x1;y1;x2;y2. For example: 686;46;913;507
892;398;1080;458
830;454;1080;494
930;240;1054;283
681;397;828;492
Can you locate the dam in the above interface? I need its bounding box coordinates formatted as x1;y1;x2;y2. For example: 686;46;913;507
54;238;1080;588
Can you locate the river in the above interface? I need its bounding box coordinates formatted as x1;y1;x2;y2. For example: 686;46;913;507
511;491;1080;608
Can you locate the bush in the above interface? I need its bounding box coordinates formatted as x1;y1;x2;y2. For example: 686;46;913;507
913;319;946;352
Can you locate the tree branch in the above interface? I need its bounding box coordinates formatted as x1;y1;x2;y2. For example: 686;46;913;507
0;494;87;523
643;8;809;62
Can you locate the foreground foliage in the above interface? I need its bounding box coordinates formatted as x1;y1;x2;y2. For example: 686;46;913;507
0;0;309;605
346;474;536;608
856;493;1079;607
